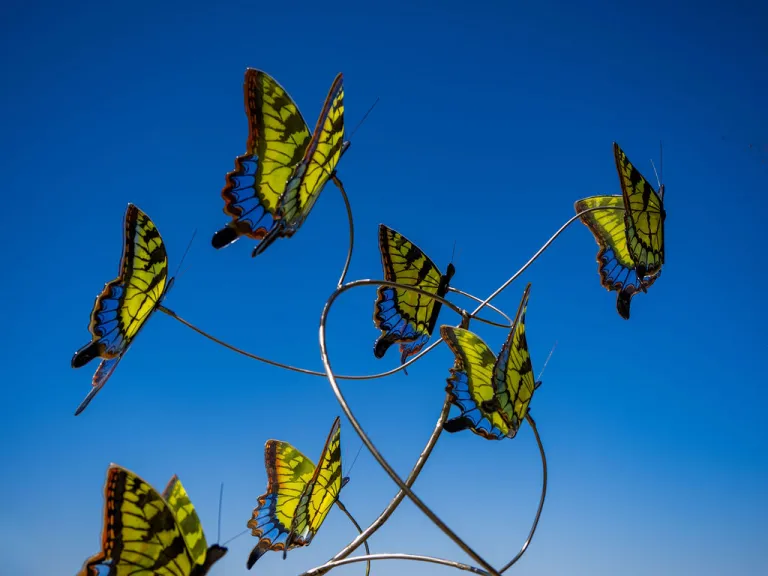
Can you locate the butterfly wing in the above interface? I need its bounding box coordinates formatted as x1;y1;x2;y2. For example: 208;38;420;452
77;465;227;576
491;283;536;439
161;476;210;566
246;440;316;569
440;326;511;440
71;204;169;414
212;69;312;250
253;73;345;256
374;224;455;364
575;195;660;319
286;417;345;550
613;142;666;278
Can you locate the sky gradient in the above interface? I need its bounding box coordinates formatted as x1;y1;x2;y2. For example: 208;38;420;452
1;1;766;575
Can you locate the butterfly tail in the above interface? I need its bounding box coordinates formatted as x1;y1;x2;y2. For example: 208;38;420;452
251;222;284;257
71;341;102;368
211;224;240;249
443;416;474;433
373;333;398;358
616;288;633;320
201;545;228;573
74;356;121;415
246;540;272;570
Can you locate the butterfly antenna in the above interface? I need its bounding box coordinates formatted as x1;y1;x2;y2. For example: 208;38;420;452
221;528;250;546
536;340;558;382
345;441;365;478
348;96;380;142
170;228;198;286
217;482;224;544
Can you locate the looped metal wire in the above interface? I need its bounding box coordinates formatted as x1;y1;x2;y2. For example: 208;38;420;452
317;277;555;575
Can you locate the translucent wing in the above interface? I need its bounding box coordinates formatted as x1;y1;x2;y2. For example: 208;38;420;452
286;417;345;550
246;440;316;569
212;69;312;250
374;224;455;364
253;74;345;255
441;326;512;440
491;283;536;439
71;204;169;414
77;465;227;576
575;195;660;319
161;476;209;566
614;142;666;278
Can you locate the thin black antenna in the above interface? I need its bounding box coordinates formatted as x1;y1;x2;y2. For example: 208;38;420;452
450;240;457;265
345;441;365;478
536;340;558;382
348;96;380;141
217;482;224;544
222;528;249;546
169;228;198;289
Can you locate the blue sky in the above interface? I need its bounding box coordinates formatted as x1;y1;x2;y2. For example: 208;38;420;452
1;0;766;574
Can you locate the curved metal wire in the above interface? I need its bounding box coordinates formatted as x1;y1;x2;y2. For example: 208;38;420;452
305;553;490;575
332;174;354;288
500;414;547;573
334;500;371;576
448;287;513;327
319;280;502;576
303;394;453;576
157;282;507;381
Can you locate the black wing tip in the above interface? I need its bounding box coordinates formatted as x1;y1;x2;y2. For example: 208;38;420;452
212;225;239;249
373;336;393;358
71;342;100;369
617;292;631;320
246;545;265;570
443;416;472;434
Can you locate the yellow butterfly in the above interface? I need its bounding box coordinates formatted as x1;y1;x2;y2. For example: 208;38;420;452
575;142;666;319
71;204;172;415
440;283;539;440
373;224;455;365
212;68;346;257
77;464;227;576
247;417;347;569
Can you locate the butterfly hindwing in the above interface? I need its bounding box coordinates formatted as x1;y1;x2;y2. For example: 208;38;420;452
575;195;661;319
246;441;316;568
614;141;665;278
77;465;227;576
71;204;169;414
286;417;344;550
212;69;312;249
374;224;455;364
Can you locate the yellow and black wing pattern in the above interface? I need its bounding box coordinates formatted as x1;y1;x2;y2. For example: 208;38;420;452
374;224;455;365
440;284;538;440
246;418;347;569
77;464;227;576
285;417;345;551
212;68;312;251
253;73;346;256
575;143;664;319
614;141;665;278
71;204;170;415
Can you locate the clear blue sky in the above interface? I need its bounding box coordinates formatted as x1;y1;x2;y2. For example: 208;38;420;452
1;1;766;575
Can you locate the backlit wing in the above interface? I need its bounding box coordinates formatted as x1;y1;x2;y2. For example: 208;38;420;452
77;465;227;576
276;73;345;233
491;283;536;439
161;475;209;566
246;440;316;569
374;224;455;365
212;68;311;249
575;195;660;319
286;417;345;550
71;204;169;414
614;142;666;278
440;326;512;439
